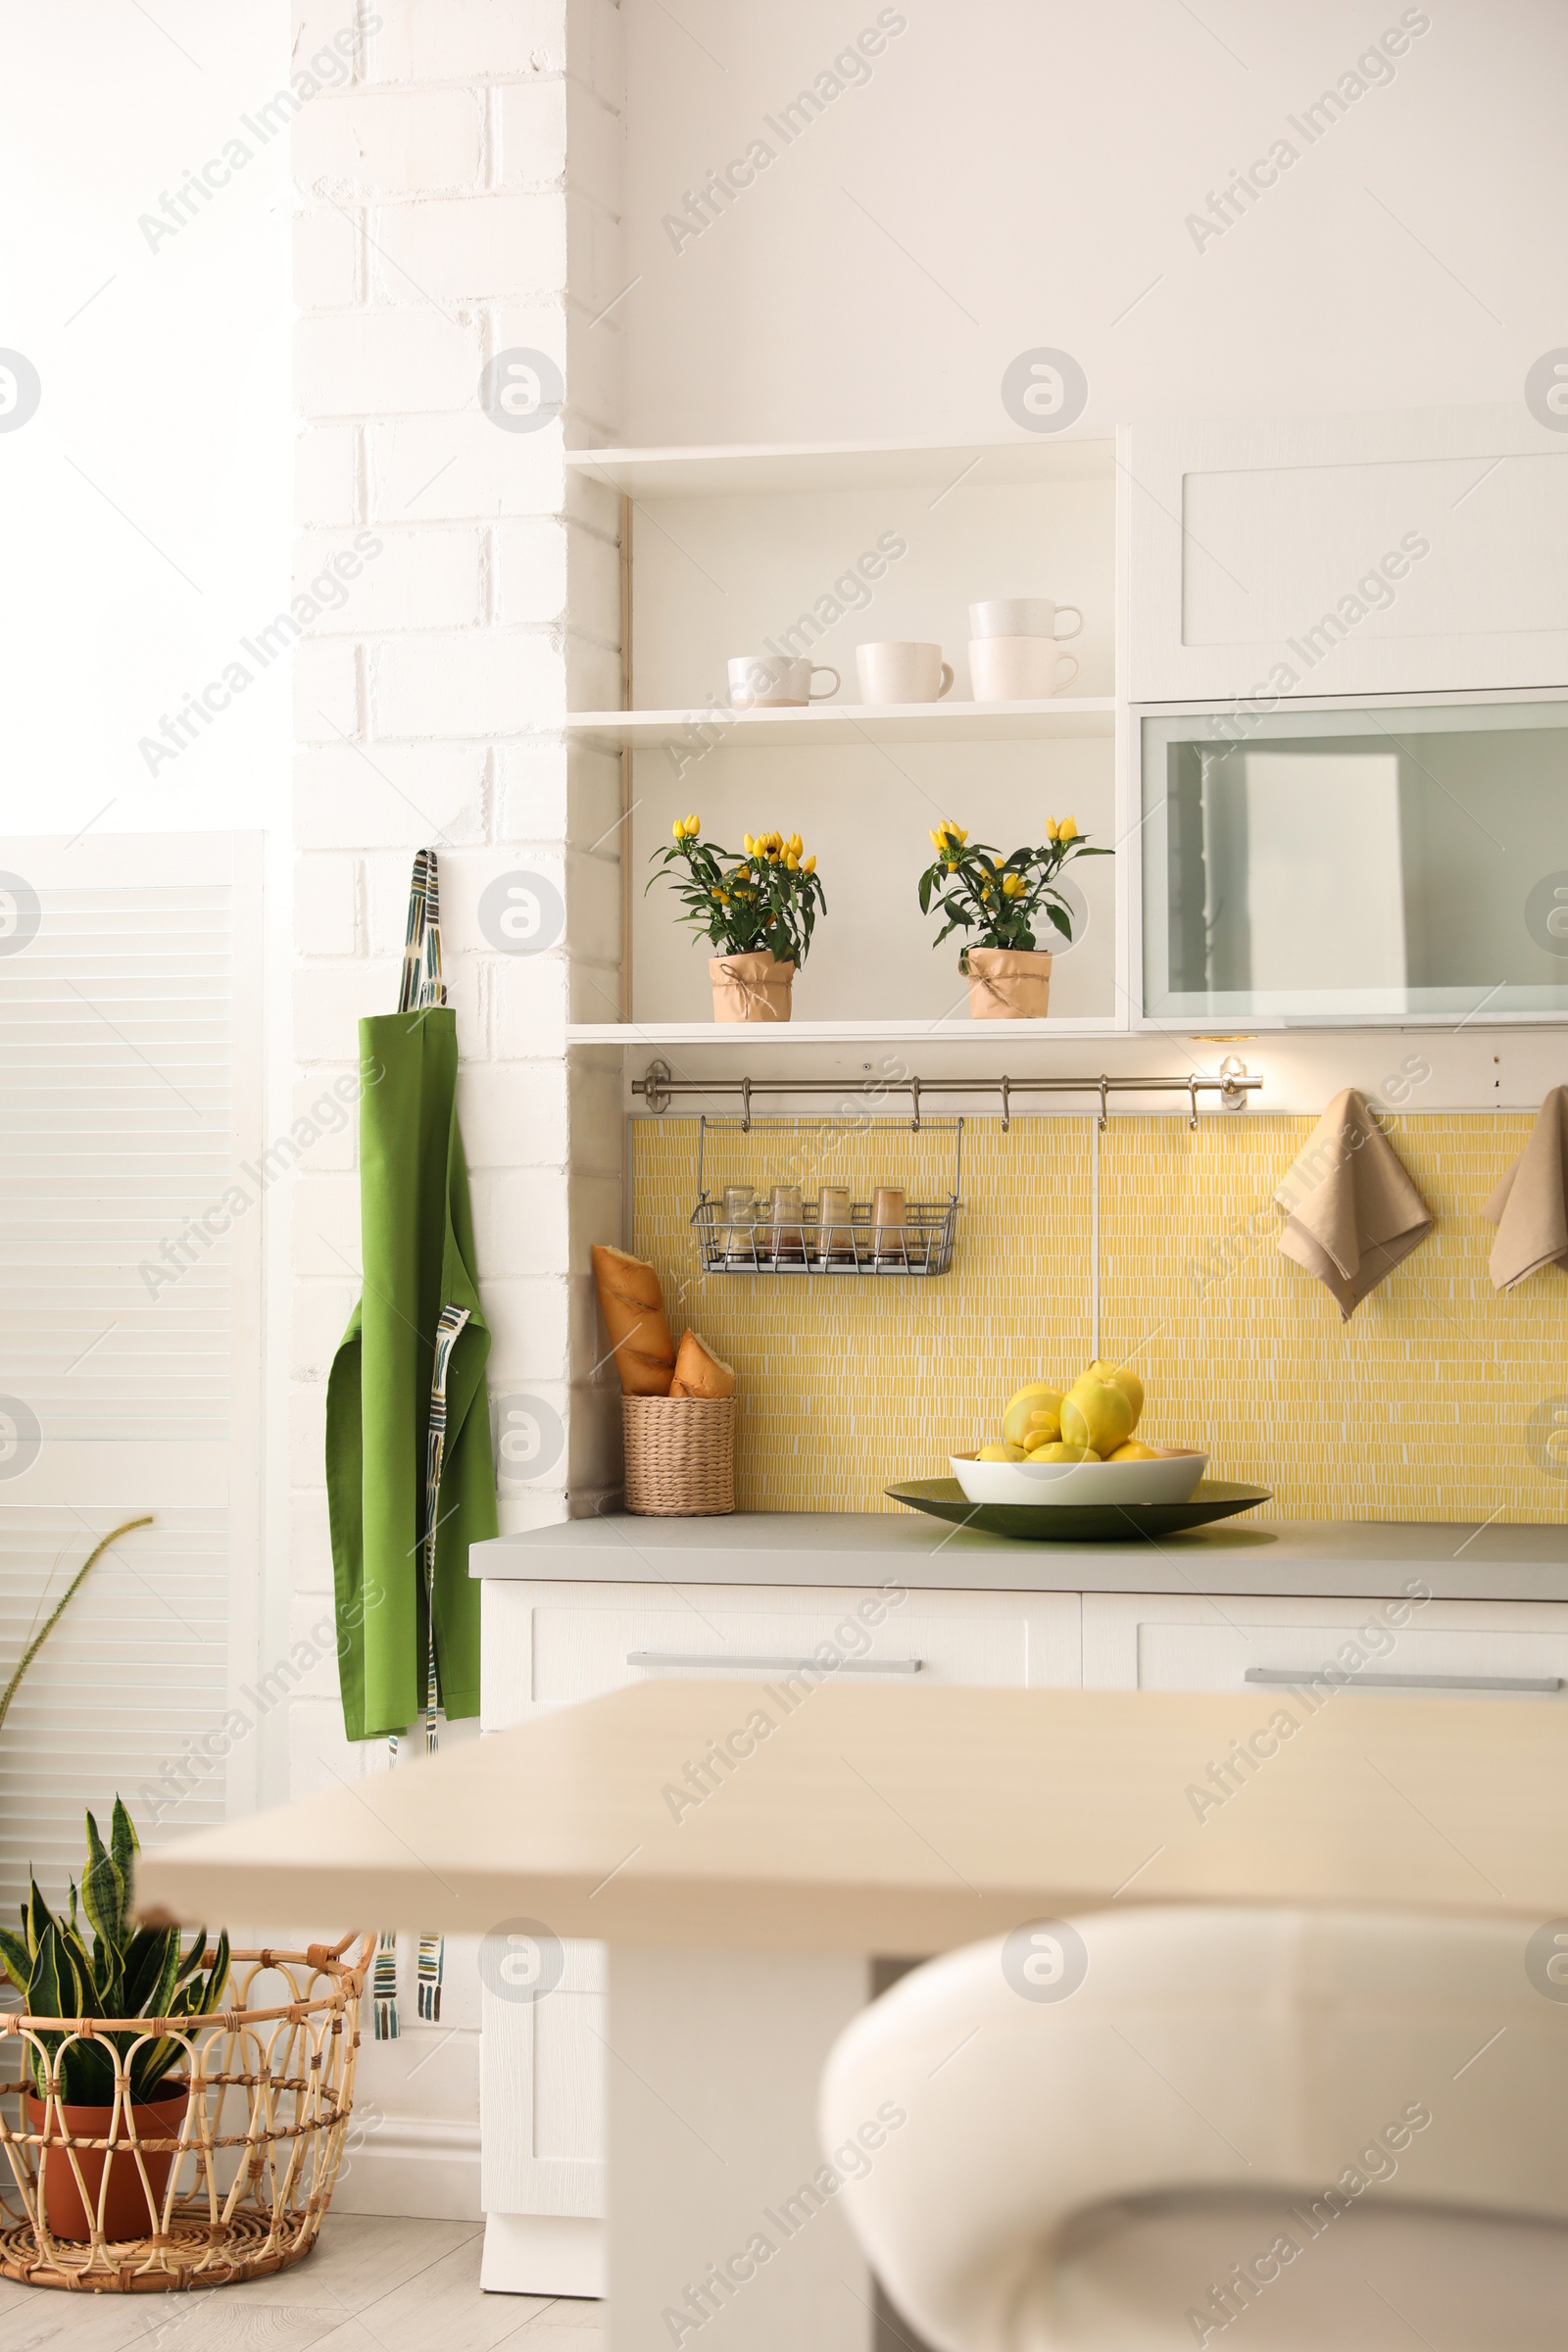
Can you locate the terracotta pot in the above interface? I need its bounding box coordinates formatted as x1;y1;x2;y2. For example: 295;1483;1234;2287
26;2080;190;2241
710;953;795;1023
964;946;1053;1020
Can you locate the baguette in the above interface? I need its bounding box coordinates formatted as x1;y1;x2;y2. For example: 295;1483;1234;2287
591;1244;676;1395
669;1329;737;1400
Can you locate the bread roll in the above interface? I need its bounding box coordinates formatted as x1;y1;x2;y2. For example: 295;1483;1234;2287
669;1330;736;1400
591;1245;675;1395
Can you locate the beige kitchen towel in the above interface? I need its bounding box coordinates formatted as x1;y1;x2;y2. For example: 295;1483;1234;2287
1484;1086;1568;1291
1274;1087;1433;1319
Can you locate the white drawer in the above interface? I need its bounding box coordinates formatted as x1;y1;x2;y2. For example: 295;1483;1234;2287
1084;1591;1568;1695
481;1580;1080;1727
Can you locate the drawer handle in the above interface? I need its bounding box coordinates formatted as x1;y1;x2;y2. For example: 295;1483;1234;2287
1244;1666;1562;1695
625;1650;923;1675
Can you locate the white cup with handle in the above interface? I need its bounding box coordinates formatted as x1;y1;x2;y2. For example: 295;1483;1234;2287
968;638;1082;701
855;641;956;706
968;598;1083;642
728;655;840;710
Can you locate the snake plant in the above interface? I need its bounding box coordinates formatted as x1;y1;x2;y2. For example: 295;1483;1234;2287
0;1798;229;2105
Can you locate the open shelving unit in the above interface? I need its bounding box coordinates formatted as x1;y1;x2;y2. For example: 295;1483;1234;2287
566;428;1124;1055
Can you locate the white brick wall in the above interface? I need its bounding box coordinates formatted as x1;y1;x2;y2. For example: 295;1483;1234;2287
289;0;625;2221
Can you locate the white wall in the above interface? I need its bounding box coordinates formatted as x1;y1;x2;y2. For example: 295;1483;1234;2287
288;0;626;2221
0;0;291;830
617;0;1568;446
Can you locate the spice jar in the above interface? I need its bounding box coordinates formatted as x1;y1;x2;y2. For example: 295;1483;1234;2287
817;1182;853;1263
723;1184;759;1261
769;1181;806;1261
872;1185;907;1262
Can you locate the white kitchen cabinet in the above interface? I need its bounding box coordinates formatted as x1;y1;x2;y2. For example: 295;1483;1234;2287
1082;1592;1568;1695
1125;405;1568;704
477;1576;1080;2293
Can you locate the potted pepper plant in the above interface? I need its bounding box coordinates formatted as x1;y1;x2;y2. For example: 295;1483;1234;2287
917;816;1112;1019
650;814;825;1022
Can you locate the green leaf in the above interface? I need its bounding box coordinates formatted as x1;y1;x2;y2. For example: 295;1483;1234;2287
111;1796;138;1882
0;1925;29;1991
58;1919;103;2014
29;1918;75;2022
24;1879;49;1963
1045;902;1073;941
82;1810;126;1953
122;1924;181;2018
172;1930;211;1990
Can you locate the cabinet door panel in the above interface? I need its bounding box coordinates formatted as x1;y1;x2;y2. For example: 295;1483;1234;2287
1128;407;1568;701
1084;1592;1568;1693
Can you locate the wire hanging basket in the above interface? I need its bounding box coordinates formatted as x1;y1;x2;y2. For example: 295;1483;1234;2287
0;1933;372;2292
689;1115;963;1277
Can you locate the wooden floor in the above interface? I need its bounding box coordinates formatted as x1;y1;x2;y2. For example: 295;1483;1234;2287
0;2215;605;2352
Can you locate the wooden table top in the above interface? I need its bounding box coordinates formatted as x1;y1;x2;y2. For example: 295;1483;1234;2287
136;1682;1568;1953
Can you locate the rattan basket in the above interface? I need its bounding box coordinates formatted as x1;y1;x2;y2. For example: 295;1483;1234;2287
622;1395;736;1515
0;1933;372;2291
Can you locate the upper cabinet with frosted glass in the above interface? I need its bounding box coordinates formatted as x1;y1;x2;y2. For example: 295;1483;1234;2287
1138;696;1568;1024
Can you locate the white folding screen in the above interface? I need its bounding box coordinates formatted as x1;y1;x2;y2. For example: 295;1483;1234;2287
0;834;262;1914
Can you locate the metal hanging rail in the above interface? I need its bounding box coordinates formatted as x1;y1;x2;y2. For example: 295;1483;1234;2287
633;1057;1261;1131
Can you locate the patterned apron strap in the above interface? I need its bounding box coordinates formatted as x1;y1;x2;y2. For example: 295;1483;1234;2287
372;1303;472;2039
398;847;447;1013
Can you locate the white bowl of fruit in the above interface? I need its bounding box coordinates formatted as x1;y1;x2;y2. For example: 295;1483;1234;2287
951;1363;1206;1506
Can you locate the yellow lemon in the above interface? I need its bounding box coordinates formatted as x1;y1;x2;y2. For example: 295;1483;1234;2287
1029;1441;1099;1463
1003;1383;1064;1449
977;1442;1028;1463
1060;1376;1135;1455
1084;1360;1144;1430
1108;1440;1159;1461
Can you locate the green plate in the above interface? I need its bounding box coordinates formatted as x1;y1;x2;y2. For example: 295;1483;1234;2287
885;1477;1272;1543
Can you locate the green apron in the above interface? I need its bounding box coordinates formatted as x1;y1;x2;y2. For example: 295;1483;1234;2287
326;853;496;2036
325;852;495;1746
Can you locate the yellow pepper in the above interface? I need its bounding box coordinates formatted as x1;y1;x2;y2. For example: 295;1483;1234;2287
785;852;799;870
1058;816;1078;843
803;855;816;873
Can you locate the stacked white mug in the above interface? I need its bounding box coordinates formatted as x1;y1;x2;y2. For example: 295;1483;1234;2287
967;598;1082;701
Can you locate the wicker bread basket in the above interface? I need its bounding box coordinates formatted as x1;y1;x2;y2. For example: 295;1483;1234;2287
622;1396;736;1515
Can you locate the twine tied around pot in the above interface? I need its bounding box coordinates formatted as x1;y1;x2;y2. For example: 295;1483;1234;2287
709;954;795;1023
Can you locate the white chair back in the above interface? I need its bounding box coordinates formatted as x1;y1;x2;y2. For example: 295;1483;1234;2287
818;1907;1568;2351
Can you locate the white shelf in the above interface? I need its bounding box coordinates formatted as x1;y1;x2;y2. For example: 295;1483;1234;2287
565;699;1115;751
564;436;1115;499
567;1019;1125;1046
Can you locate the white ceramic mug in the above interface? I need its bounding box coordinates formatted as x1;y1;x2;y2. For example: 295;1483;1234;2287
968;637;1081;701
968;598;1083;642
728;655;840;709
855;642;955;705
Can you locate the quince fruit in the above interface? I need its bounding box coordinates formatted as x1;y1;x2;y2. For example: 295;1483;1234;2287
977;1442;1028;1462
1029;1441;1099;1463
1060;1375;1136;1456
1003;1383;1063;1449
1085;1359;1144;1431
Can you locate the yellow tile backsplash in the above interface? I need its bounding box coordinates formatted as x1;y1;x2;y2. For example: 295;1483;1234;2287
630;1111;1568;1522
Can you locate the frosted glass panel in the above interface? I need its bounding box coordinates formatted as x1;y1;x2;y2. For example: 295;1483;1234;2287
1142;702;1568;1019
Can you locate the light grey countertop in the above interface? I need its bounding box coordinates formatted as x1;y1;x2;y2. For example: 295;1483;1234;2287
470;1511;1568;1603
